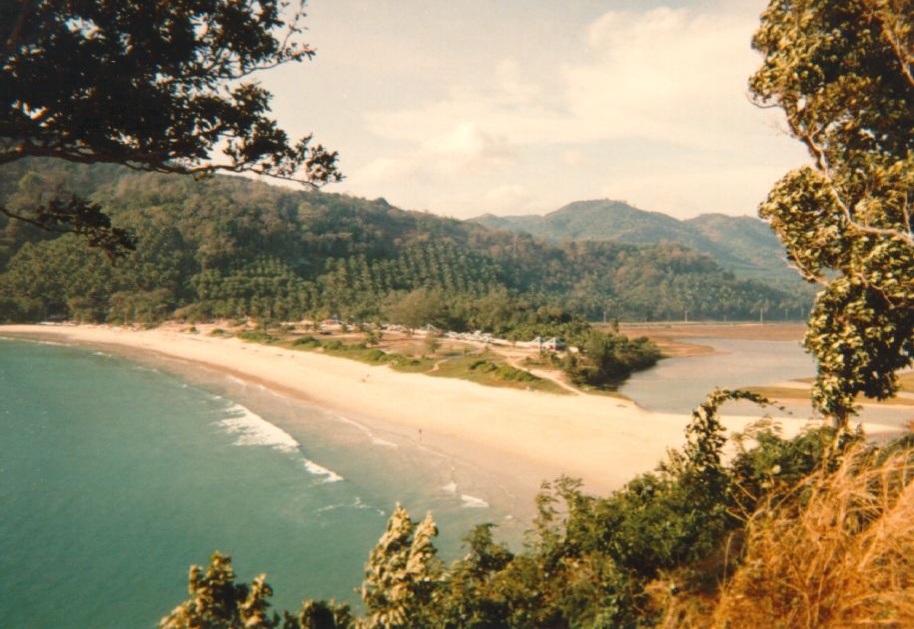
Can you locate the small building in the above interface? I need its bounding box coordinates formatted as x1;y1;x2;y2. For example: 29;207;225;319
541;337;566;351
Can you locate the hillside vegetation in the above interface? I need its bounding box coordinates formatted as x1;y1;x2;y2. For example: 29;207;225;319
0;161;806;331
473;199;813;291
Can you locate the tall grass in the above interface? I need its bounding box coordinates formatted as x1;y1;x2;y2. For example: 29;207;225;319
710;443;914;628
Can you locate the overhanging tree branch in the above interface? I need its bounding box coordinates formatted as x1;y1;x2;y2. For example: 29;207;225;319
1;0;341;256
0;199;135;259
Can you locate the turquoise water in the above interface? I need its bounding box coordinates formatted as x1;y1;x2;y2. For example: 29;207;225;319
0;339;523;627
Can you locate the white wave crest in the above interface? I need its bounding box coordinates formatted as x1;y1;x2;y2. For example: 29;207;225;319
460;494;489;509
0;337;66;347
327;412;398;448
353;497;387;516
441;481;458;494
303;458;344;483
217;404;299;453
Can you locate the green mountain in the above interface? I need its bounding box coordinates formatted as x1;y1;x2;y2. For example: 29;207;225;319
472;200;803;289
0;162;808;327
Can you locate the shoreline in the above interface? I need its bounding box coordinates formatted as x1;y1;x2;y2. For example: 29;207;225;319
617;321;807;359
2;323;900;507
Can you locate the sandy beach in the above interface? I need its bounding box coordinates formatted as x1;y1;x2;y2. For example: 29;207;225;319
0;323;898;505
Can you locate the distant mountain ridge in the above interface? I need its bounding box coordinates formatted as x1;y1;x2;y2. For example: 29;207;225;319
471;200;803;289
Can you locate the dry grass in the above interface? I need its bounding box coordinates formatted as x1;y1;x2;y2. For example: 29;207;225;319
710;444;914;628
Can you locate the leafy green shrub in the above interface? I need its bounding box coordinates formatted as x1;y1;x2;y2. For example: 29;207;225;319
469;359;498;373
728;420;839;515
236;330;275;343
386;354;427;372
494;365;538;382
323;339;345;351
365;348;387;362
291;335;321;348
563;330;661;389
469;360;538;383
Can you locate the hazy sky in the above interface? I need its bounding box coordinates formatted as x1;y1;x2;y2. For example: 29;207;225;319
257;0;810;220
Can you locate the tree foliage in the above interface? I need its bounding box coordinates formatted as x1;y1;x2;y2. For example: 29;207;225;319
751;0;914;426
360;505;442;628
0;163;806;331
562;329;662;389
159;552;279;629
2;0;339;255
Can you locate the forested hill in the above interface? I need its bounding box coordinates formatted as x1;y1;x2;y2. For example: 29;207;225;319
472;199;805;290
0;160;808;327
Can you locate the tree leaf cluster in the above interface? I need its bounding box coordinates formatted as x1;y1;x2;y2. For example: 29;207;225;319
751;0;914;426
2;0;340;256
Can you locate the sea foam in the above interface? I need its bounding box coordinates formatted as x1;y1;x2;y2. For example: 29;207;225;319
0;336;66;347
442;481;489;508
303;458;344;483
328;412;398;448
217;403;299;453
460;494;490;509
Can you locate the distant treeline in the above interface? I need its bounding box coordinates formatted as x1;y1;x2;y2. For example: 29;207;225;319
0;160;808;331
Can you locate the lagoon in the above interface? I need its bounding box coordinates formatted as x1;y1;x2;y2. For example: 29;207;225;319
619;337;816;413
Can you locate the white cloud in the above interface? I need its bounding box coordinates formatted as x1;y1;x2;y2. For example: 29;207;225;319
483;184;536;214
424;122;514;167
348;122;517;203
562;150;585;167
297;1;809;219
565;7;765;147
494;59;542;106
363;6;776;150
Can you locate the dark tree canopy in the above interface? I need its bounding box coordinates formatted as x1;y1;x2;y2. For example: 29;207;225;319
1;0;340;255
751;0;914;426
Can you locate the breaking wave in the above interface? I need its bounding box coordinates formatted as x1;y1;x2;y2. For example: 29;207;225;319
303;458;344;483
460;494;489;509
216;403;299;453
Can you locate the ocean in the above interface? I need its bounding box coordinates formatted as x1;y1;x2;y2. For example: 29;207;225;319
0;338;526;627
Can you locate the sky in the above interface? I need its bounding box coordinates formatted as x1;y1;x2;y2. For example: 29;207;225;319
256;0;810;221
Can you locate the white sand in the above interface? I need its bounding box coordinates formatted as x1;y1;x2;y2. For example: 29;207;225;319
1;324;886;500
